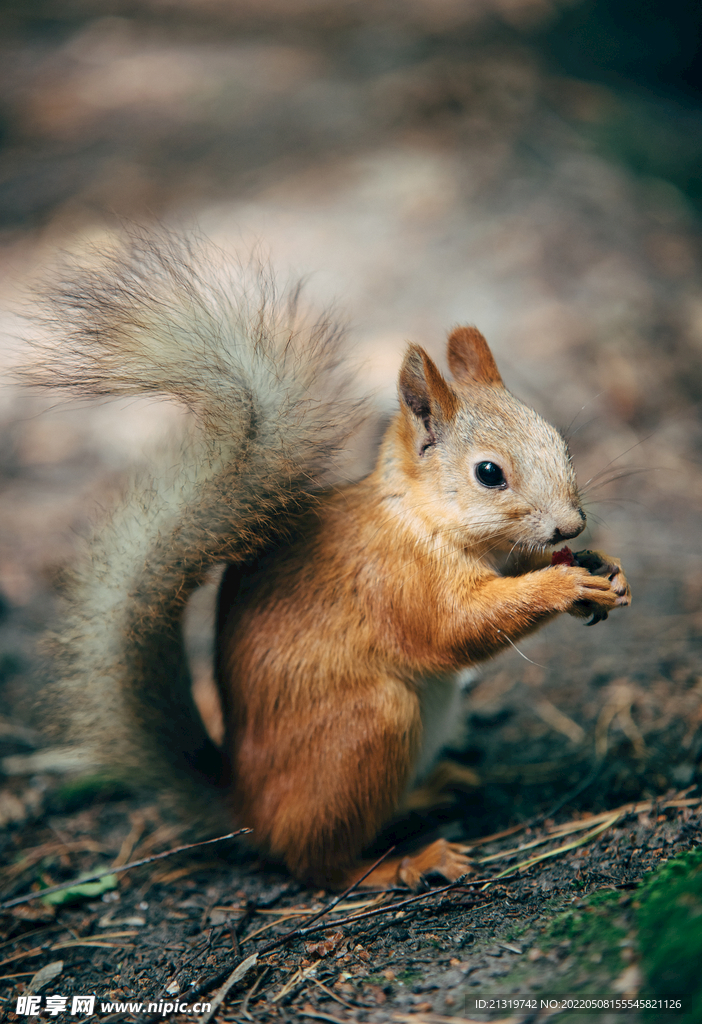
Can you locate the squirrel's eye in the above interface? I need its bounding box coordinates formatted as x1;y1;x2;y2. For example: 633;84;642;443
475;461;506;488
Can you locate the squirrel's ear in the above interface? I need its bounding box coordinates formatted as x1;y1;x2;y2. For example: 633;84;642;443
447;326;504;388
398;344;458;453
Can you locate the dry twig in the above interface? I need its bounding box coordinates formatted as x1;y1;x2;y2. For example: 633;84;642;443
0;829;251;910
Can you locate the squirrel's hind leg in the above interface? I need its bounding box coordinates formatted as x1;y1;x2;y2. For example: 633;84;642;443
225;660;474;891
228;673;428;889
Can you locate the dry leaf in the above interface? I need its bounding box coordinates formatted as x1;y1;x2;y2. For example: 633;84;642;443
304;930;345;958
27;960;63;994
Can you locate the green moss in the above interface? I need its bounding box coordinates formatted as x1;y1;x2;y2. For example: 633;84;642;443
535;850;702;1020
636;848;702;1022
543;889;627;975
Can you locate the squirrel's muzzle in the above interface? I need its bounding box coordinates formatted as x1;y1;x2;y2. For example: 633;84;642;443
550;507;586;544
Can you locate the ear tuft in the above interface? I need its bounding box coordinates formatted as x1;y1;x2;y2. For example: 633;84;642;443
447;325;504;387
398;345;457;452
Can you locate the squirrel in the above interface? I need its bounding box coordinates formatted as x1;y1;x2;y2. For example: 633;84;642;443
24;230;631;891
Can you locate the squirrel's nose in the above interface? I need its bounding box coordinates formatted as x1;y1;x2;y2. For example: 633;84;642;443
551;508;586;544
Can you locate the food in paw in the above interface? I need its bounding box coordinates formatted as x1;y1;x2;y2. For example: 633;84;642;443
551;546;575;566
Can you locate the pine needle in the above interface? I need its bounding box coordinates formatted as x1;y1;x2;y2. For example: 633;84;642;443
482;816;620;887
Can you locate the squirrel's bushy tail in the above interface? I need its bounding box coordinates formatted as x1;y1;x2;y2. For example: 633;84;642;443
23;230;358;821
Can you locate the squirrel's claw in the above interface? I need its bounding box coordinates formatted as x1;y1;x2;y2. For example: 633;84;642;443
569;599;609;625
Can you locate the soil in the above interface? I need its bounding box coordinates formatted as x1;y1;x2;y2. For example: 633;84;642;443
1;786;700;1023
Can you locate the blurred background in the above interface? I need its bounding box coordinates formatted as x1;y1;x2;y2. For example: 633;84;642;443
0;0;701;830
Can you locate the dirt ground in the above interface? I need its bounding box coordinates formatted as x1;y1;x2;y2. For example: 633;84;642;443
1;2;701;1021
0;790;700;1024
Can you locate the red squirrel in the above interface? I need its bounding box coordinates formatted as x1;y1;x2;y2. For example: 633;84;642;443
26;231;630;890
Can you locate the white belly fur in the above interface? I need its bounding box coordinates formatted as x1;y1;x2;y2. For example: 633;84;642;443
410;667;478;786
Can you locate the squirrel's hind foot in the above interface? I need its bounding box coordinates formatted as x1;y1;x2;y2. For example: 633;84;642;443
337;838;473;892
397;838;474;891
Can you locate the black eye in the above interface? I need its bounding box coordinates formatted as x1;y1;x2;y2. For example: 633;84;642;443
475;461;506;488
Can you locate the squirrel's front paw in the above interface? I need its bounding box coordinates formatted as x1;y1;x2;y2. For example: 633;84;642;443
547;564;620;625
573;549;630;600
562;551;630;625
